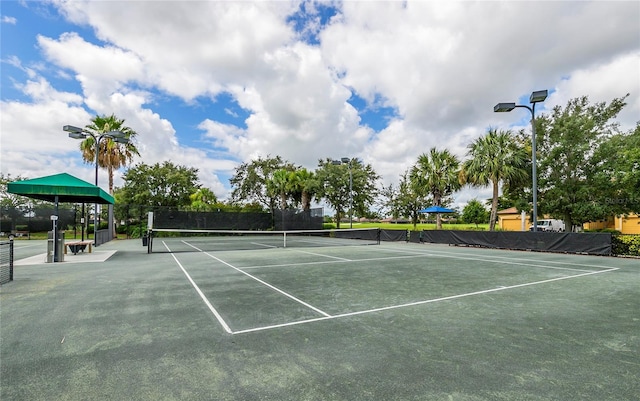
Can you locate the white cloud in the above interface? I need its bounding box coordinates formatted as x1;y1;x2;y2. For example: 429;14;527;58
2;16;17;25
2;0;639;209
550;51;640;131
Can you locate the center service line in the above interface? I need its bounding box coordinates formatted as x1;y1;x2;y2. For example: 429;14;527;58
184;242;332;318
163;242;233;334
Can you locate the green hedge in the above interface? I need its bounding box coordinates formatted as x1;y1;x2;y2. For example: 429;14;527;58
612;234;640;257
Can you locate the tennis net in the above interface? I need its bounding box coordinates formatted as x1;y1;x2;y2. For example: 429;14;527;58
147;228;381;253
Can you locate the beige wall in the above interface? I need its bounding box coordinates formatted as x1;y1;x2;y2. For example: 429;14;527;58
499;211;640;234
498;213;530;231
616;214;640;234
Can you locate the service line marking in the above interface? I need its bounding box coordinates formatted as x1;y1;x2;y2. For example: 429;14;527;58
293;249;352;261
241;254;424;270
183;242;331;318
163;241;233;334
232;267;618;335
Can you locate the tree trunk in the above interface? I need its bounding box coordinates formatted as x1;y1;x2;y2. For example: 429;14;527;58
564;211;572;233
489;180;499;231
280;192;287;210
435;195;442;230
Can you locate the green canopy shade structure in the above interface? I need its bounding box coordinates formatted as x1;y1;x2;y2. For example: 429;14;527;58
7;173;114;204
7;173;114;262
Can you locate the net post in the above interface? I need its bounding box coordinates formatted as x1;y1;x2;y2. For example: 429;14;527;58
283;231;287;248
377;228;381;245
146;211;154;254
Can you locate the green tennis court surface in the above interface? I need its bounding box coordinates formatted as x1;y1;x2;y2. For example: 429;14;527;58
1;239;638;400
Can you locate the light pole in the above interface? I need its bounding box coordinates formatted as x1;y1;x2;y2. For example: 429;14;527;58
64;125;128;245
494;89;547;232
332;157;354;228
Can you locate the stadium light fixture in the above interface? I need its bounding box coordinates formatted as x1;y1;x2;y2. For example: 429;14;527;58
68;132;87;140
493;103;516;112
494;89;548;232
63;125;85;133
65;126;129;246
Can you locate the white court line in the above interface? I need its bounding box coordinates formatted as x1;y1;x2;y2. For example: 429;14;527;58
293;249;352;261
163;241;232;334
183;242;332;318
375;245;596;273
411;246;620;270
249;242;277;249
241;254;425;270
232;266;619;335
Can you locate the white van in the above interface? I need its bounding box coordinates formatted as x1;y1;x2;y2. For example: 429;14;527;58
530;219;565;232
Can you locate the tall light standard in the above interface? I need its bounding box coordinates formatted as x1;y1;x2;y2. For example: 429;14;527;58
494;89;548;232
332;157;354;228
64;125;129;245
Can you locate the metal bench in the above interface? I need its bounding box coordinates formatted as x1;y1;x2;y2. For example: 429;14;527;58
65;240;93;255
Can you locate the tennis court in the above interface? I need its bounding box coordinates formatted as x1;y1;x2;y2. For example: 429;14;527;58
1;237;638;400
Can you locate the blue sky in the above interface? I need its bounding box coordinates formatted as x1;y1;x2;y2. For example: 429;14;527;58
1;1;638;213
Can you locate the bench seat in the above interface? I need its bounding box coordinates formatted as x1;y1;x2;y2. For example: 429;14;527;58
65;240;93;255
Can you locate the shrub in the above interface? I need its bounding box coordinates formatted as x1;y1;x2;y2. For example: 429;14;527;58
612;234;640;257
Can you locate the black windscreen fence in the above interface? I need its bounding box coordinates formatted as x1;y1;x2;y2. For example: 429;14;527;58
273;208;324;231
380;229;408;242
153;210;273;230
410;230;612;256
1;206;76;234
151;207;323;231
0;239;14;285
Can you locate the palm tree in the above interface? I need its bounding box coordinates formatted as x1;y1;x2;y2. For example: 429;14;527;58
410;148;461;229
288;168;317;211
461;128;528;231
80;114;140;195
267;169;291;210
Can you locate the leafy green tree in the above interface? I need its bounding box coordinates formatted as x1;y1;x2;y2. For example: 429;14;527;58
461;129;529;231
187;188;219;212
230;156;294;212
410;148;461;229
590;122;640;215
461;198;489;228
536;95;629;228
80;114;140;194
384;170;431;229
315;158;380;228
118;162;200;208
1;173;30;232
0;173;29;210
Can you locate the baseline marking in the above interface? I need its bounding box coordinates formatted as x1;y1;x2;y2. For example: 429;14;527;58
163;242;232;334
184;242;331;318
232;267;618;335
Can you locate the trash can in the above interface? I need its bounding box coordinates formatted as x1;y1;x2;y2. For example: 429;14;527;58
46;230;65;263
46;231;54;263
57;231;65;262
